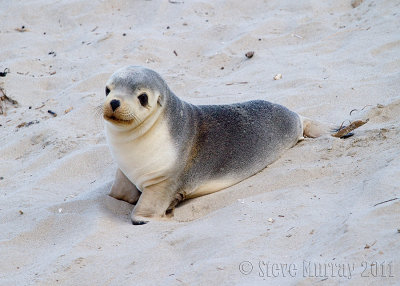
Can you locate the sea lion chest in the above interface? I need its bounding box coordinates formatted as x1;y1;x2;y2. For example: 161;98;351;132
105;120;177;192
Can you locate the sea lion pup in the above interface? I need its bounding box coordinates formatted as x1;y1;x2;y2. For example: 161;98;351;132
103;66;333;224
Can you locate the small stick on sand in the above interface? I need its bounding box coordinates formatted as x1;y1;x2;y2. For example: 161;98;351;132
361;104;373;110
349;109;358;116
349;104;373;116
373;197;399;207
338;120;351;130
332;119;369;138
48;110;57;117
225;81;248;86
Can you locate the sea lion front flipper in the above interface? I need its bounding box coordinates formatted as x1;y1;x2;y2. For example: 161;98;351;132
130;181;174;225
109;169;141;205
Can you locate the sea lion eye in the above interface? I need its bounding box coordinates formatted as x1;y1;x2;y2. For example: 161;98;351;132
138;93;148;107
105;86;110;96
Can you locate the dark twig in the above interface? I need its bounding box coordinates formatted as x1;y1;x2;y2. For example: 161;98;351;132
225;81;248;86
0;68;10;77
48;110;57;117
338;120;351;131
373;197;399;207
361;104;372;110
349;109;358;116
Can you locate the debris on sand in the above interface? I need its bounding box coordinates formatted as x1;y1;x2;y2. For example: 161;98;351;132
48;110;57;117
226;81;248;86
0;87;19;115
351;0;364;8
168;0;184;4
0;68;10;77
332;119;369;138
245;51;254;59
15;25;28;32
64;107;74;114
16;120;40;129
373;197;399;207
364;240;376;249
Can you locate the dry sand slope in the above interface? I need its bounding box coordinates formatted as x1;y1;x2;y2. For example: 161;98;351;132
0;0;399;285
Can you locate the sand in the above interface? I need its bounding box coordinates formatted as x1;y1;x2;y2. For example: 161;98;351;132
1;0;399;285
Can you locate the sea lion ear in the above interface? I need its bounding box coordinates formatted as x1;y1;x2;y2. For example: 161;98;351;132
157;95;163;107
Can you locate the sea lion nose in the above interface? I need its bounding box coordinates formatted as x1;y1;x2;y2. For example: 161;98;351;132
110;99;120;111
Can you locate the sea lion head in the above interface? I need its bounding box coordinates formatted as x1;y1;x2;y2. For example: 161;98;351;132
103;66;167;129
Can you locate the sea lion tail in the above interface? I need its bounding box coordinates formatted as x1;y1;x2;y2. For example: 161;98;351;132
299;116;335;138
300;115;368;139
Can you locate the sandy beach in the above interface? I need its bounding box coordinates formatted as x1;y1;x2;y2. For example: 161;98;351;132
1;0;399;285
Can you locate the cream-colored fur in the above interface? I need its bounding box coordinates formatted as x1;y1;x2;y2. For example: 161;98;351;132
300;115;334;138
